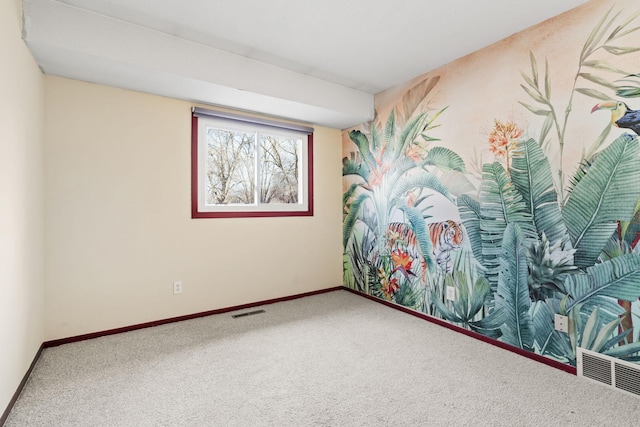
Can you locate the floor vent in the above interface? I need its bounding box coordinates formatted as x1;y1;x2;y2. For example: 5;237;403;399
231;309;265;319
577;347;640;397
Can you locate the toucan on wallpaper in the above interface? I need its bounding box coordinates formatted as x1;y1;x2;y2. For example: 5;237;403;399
342;0;640;367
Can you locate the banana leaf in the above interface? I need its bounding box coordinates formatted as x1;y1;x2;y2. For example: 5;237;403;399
422;146;466;172
619;198;640;248
395;109;445;161
389;169;451;204
576;295;626;324
479;162;537;292
395;111;431;160
343;192;372;249
348;130;376;167
565;157;594;198
342;153;370;180
342;183;368;211
395;200;436;272
399;76;441;125
386;157;424;191
381;110;399;166
438;171;476;198
510;139;568;245
383;109;396;147
565;253;640;313
562;134;640;268
457;194;484;265
495;223;534;351
531;301;571;361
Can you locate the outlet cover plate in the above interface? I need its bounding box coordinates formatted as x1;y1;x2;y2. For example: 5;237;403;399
554;314;568;333
445;286;456;301
173;281;183;294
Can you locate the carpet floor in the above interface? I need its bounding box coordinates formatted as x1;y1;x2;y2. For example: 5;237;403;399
5;290;640;426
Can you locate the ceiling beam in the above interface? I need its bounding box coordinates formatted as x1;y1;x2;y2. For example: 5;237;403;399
23;0;374;129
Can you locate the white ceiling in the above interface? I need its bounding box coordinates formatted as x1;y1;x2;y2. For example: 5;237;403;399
22;0;589;129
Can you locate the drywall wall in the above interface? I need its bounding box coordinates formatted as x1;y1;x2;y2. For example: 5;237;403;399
44;76;343;340
343;0;640;368
0;0;45;414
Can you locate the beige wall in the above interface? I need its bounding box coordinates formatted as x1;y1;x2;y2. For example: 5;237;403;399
0;0;45;413
371;0;629;177
44;76;343;340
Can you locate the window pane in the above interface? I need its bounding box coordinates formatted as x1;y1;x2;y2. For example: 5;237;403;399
259;135;301;204
205;127;256;205
193;110;313;218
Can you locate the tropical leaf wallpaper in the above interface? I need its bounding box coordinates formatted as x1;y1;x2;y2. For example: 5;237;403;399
342;0;640;367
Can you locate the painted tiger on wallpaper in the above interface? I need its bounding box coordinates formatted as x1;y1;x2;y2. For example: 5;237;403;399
385;220;464;279
428;220;464;274
386;222;427;283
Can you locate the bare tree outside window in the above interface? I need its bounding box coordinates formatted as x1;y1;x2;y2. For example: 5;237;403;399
206;128;255;205
205;127;302;206
259;135;300;204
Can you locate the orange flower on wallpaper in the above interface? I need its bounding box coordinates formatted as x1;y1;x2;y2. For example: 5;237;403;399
391;249;413;272
405;142;427;162
368;167;388;188
363;142;394;188
488;119;523;172
380;275;400;300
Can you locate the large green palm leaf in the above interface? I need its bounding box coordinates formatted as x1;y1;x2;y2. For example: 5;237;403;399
495;223;534;351
562;134;640;268
395;200;436;271
382;110;395;154
394;109;445;160
348;130;377;168
398;76;441;125
531;301;571;361
388;169;451;204
342;152;370;181
480;162;537;292
343;192;373;249
395;112;430;160
422;146;466;172
510;138;568;245
565;253;640;312
457;194;484;266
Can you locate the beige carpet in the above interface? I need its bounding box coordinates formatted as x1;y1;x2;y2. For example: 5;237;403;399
5;290;640;426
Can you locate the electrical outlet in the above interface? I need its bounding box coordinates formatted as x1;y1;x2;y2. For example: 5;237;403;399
554;314;569;333
173;281;183;295
445;286;456;301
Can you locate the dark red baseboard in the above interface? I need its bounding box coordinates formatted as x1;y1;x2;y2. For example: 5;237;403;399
1;344;44;426
343;287;577;375
44;286;343;348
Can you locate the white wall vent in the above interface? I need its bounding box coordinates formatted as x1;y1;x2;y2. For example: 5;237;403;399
577;347;640;397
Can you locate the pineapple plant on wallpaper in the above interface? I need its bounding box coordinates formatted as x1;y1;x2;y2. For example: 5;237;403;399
343;2;640;366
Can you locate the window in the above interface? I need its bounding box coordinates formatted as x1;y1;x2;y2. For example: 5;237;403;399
191;107;314;218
